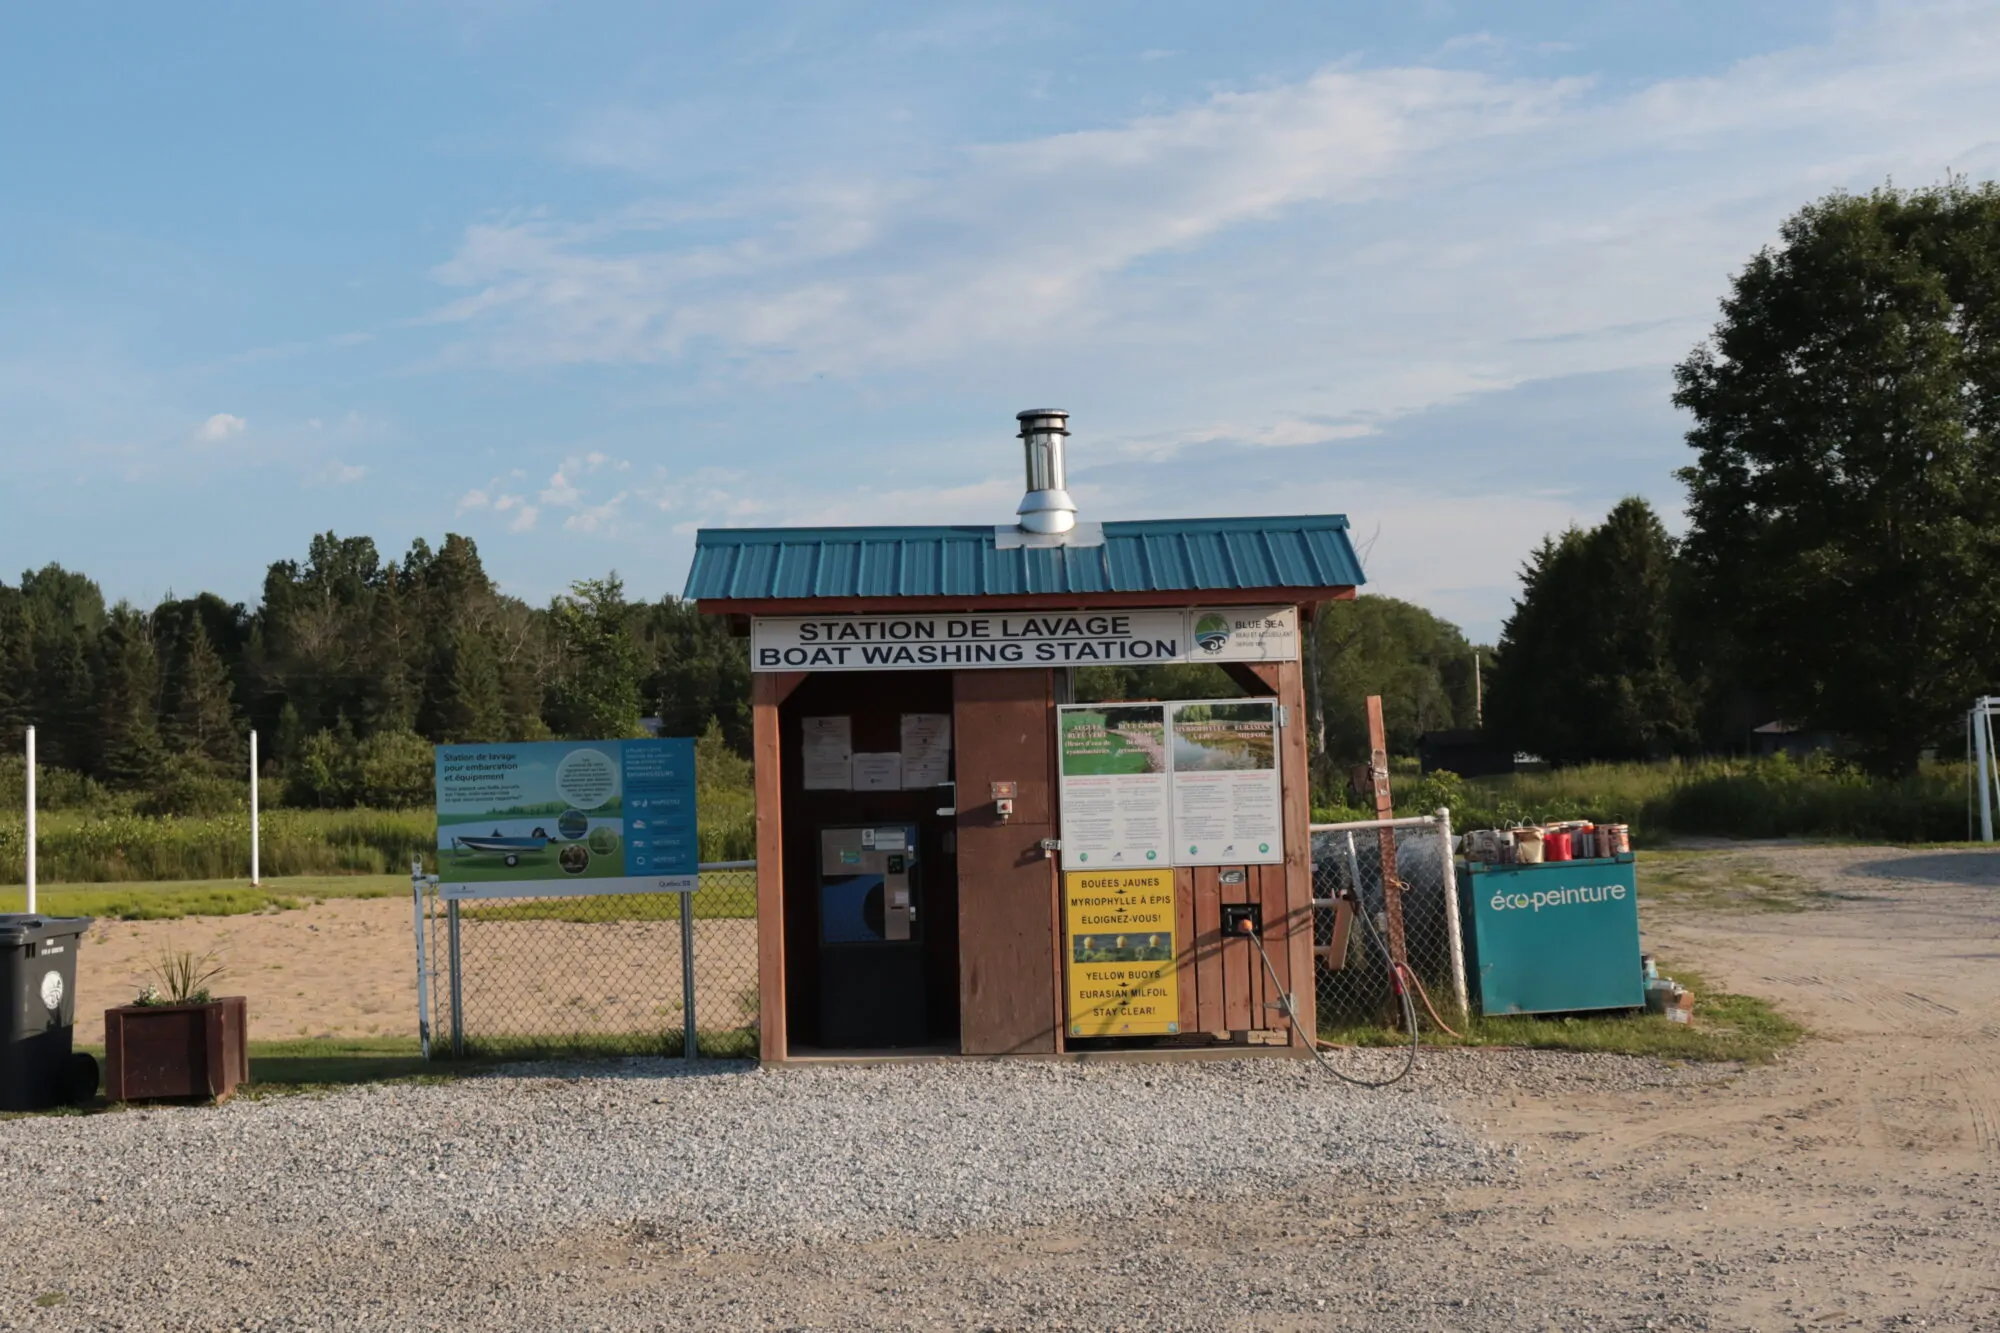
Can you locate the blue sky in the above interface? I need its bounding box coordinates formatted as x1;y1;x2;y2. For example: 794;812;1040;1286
5;1;1997;642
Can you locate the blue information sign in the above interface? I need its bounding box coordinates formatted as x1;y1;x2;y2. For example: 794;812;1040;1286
434;737;699;899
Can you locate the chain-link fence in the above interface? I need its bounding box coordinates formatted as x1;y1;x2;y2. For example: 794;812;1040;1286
415;862;759;1060
1310;814;1469;1035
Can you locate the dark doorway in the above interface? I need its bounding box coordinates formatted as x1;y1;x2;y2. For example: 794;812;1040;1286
778;671;961;1050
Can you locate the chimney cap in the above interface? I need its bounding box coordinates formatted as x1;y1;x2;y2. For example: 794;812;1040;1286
1016;409;1070;430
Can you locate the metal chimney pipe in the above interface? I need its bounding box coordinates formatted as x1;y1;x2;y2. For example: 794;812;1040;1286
1015;409;1076;534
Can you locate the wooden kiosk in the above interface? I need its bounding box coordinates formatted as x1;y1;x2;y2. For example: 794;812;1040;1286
687;412;1364;1062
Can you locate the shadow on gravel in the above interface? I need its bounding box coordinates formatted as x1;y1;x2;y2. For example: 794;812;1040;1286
1847;852;2000;886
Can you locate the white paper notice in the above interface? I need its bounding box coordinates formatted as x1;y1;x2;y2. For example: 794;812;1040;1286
1169;701;1282;865
851;753;903;791
1057;703;1170;871
801;716;853;791
900;713;952;788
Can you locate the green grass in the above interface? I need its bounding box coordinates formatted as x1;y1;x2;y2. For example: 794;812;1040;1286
1333;754;1975;845
0;773;758;886
0;874;409;921
1320;963;1801;1063
234;1036;467;1096
459;875;756;922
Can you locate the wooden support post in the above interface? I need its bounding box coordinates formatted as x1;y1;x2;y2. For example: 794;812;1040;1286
1365;695;1409;968
751;671;805;1062
1276;657;1316;1043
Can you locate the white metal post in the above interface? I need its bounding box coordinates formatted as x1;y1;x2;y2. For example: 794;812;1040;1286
1977;699;1994;844
410;859;432;1061
249;730;261;885
24;726;35;915
1436;808;1469;1018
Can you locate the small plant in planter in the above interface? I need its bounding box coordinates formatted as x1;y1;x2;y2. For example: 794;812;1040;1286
104;949;249;1103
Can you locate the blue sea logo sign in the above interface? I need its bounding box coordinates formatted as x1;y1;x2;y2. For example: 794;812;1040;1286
1192;613;1232;654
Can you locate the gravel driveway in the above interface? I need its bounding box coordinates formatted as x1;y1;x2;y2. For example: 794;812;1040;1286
0;1058;1493;1329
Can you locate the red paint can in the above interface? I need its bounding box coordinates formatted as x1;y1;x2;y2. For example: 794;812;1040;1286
1546;829;1573;861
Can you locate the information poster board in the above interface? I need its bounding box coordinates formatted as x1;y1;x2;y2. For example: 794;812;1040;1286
435;738;697;899
1057;699;1284;869
1056;704;1170;869
1064;868;1181;1037
1169;700;1283;866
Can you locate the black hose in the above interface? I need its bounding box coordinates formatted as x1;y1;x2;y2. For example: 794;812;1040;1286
1248;890;1418;1089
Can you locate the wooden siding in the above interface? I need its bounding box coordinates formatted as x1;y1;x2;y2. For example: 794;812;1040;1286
953;669;1060;1055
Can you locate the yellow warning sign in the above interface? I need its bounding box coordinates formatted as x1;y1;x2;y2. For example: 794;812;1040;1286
1064;868;1180;1037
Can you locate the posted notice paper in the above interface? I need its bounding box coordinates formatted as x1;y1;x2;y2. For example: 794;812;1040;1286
899;713;952;788
851;752;904;791
801;716;853;791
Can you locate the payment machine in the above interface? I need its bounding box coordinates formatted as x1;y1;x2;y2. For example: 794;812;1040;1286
817;825;928;1047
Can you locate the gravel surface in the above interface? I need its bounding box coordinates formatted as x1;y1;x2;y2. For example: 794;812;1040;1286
0;1058;1495;1251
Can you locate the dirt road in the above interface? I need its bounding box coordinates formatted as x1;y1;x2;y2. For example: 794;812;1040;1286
544;843;2000;1330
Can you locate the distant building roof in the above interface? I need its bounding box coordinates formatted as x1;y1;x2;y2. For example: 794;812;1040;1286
685;515;1365;605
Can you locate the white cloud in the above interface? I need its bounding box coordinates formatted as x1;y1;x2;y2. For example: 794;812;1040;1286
540;469;582;506
495;494;540;532
195;413;246;442
431;63;1580;372
564;491;629;533
309;460;368;486
429;1;2000;427
457;487;491;512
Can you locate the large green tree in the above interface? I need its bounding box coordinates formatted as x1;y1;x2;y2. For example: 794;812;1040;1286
545;575;644;739
1675;181;2000;774
1484;498;1695;764
1309;595;1479;763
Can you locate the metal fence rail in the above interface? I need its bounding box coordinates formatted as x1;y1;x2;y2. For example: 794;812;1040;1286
1310;811;1468;1034
415;862;759;1060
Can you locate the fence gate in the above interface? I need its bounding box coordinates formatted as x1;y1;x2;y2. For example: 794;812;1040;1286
1309;812;1469;1033
411;861;760;1060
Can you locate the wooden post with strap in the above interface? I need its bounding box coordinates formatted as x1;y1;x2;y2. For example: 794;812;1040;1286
1365;695;1409;968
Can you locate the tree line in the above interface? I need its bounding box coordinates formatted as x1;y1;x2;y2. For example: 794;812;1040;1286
1488;180;2000;777
0;525;1485;813
0;533;748;811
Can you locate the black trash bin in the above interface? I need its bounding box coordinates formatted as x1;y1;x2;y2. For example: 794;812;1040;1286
0;915;98;1111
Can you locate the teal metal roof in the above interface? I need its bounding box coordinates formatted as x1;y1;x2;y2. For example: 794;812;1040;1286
684;515;1364;602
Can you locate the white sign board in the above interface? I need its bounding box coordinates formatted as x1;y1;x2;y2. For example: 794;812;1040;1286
1057;698;1284;869
750;607;1296;672
1168;700;1283;866
1056;704;1171;870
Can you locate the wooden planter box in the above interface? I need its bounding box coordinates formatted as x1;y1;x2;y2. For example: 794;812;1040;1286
104;997;249;1102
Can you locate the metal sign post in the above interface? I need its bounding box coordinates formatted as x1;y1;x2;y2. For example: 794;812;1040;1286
23;726;35;915
249;731;261;886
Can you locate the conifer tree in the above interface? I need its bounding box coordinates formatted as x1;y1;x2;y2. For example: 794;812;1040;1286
170;620;242;768
94;606;164;787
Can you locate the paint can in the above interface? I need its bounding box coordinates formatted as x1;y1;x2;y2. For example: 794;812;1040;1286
1546;828;1572;861
1512;827;1545;864
1606;823;1630;855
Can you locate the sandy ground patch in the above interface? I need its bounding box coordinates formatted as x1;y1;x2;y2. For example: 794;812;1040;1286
72;899;758;1047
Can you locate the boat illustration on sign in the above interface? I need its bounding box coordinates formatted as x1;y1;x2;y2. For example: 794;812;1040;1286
451;828;552;867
